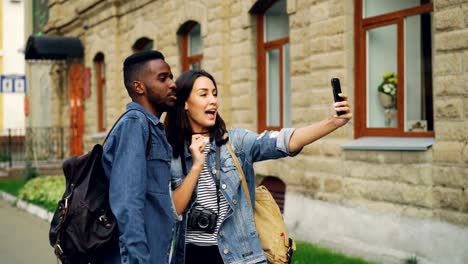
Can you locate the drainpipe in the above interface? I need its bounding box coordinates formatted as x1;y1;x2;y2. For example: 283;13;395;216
8;128;12;168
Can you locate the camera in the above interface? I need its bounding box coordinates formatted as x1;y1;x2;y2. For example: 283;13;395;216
187;207;218;234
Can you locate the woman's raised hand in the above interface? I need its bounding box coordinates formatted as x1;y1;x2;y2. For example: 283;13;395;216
189;134;207;169
332;93;352;127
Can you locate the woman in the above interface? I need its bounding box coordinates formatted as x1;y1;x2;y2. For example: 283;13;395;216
165;70;352;264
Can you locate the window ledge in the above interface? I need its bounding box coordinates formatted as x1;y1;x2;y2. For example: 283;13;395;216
341;137;435;151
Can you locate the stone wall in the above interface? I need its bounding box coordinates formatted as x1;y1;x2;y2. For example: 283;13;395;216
431;0;468;225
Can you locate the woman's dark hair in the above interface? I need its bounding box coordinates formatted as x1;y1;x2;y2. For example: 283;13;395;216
165;70;228;158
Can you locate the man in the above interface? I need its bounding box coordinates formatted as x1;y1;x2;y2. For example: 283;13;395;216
102;50;177;263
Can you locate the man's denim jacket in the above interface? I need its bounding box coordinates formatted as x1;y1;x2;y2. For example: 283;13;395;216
170;128;301;264
102;102;177;264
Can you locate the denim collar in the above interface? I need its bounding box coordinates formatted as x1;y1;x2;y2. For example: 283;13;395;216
126;102;161;127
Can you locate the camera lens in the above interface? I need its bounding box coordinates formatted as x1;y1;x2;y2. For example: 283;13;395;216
197;215;210;229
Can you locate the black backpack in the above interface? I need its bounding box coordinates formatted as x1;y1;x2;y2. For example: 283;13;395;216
49;110;151;264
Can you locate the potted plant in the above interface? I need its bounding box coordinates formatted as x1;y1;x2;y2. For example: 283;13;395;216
377;71;397;108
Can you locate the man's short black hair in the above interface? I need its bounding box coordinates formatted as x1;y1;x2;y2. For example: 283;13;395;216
123;50;165;92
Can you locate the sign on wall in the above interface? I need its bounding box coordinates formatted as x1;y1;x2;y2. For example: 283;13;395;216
0;75;26;93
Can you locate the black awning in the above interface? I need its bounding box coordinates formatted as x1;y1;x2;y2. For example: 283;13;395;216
25;35;84;60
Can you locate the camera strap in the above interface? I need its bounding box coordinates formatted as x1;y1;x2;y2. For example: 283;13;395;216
214;145;221;216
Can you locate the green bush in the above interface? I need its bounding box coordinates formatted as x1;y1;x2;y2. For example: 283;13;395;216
18;175;65;212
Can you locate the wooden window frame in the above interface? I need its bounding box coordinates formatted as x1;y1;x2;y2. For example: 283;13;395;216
94;55;106;132
256;13;289;132
181;24;203;71
354;0;434;138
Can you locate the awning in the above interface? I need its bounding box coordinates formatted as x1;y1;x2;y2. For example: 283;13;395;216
25;35;84;60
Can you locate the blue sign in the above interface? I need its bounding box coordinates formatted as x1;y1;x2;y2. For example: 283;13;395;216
0;75;26;93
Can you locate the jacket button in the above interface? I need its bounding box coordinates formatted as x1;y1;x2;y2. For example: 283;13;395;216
219;230;224;236
232;199;237;205
212;169;217;174
221;184;227;189
223;249;229;254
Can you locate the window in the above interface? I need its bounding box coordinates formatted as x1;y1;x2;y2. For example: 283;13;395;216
93;53;106;132
253;0;290;132
355;0;434;137
179;21;203;71
132;37;154;53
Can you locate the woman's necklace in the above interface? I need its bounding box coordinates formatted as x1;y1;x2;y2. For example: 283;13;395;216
192;131;209;135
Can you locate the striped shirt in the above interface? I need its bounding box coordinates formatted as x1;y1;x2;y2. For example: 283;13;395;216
186;142;229;246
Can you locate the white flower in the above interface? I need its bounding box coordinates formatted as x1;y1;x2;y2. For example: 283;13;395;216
383;84;391;93
377;72;397;97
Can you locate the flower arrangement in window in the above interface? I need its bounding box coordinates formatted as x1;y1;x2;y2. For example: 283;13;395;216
377;71;397;109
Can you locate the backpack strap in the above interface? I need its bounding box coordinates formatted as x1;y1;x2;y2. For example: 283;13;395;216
103;109;152;155
226;141;253;211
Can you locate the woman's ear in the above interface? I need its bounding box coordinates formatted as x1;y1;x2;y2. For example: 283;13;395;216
184;102;188;110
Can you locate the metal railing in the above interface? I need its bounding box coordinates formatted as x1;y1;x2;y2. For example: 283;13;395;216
0;127;65;169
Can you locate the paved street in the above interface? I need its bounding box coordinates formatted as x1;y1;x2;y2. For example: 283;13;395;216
0;199;56;264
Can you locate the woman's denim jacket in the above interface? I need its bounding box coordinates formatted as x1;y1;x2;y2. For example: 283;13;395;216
102;102;178;264
170;128;301;264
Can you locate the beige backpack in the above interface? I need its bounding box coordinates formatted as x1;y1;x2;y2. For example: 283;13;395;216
227;143;296;264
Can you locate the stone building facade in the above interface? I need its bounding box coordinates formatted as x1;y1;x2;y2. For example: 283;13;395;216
25;0;467;263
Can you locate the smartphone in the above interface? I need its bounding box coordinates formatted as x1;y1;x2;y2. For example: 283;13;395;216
331;78;346;116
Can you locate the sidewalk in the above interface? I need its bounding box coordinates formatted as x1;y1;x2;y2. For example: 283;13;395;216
0;198;56;263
